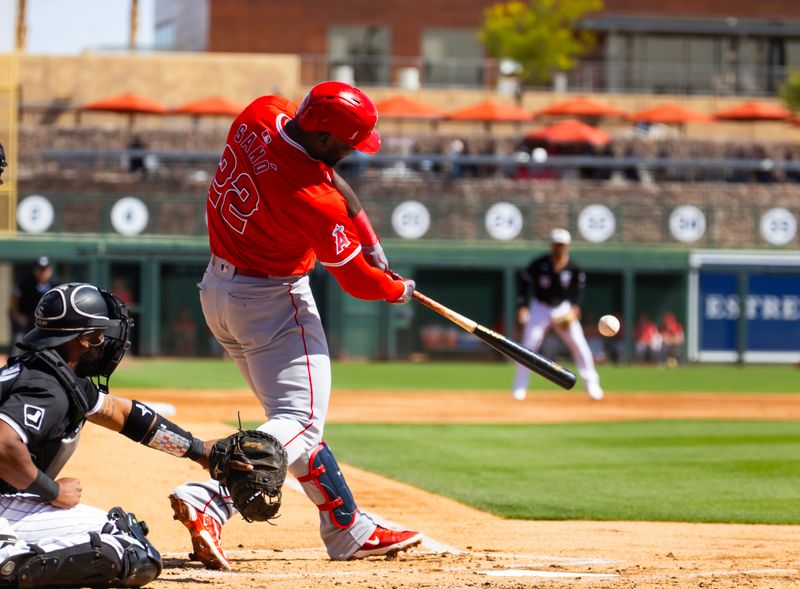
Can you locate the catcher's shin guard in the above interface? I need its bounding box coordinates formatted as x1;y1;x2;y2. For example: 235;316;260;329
297;442;357;529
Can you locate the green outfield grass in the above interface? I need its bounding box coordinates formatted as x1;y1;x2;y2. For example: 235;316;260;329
322;420;800;525
114;358;800;393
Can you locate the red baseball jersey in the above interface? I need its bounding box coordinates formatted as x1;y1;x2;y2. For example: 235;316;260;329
207;96;402;301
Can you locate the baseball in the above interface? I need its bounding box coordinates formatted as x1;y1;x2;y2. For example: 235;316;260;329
598;314;620;337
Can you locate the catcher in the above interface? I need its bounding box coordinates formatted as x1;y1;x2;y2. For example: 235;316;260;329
511;228;604;401
0;281;284;589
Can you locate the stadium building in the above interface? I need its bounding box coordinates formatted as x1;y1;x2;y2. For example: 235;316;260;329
155;0;800;94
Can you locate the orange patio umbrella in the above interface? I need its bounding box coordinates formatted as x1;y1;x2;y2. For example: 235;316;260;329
537;97;626;118
447;99;533;123
375;96;445;119
713;100;790;121
173;95;245;117
628;102;712;124
527;119;610;147
80;92;167;126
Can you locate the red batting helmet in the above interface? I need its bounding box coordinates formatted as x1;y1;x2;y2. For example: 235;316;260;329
295;81;381;154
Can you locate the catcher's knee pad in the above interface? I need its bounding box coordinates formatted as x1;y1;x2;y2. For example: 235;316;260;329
102;506;162;586
2;532;123;589
296;442;357;529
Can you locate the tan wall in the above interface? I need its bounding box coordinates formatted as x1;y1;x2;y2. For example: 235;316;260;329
19;52;302;125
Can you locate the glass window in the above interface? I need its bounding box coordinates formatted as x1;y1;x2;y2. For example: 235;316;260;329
641;36;685;93
155;21;177;50
686;38;715;93
787;40;800;70
422;28;484;86
327;26;391;85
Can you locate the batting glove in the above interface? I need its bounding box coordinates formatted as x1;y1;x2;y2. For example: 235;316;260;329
389;279;415;304
362;241;389;271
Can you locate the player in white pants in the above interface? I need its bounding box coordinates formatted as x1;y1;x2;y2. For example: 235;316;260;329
512;229;604;401
171;267;366;562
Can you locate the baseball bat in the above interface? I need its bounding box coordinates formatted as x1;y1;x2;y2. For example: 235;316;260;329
409;288;577;390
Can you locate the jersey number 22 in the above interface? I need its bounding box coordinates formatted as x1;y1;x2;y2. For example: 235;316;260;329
208;145;259;235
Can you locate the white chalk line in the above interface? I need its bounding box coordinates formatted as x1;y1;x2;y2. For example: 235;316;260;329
482;570;618;579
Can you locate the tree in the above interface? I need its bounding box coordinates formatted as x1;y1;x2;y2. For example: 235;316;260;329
780;70;800;113
480;0;603;89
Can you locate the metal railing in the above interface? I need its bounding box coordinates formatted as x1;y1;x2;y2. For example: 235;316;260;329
37;148;800;177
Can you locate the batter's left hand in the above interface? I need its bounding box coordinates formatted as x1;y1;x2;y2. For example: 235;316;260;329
362;242;389;271
390;279;415;304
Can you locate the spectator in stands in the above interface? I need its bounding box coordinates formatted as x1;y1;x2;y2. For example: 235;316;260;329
111;277;135;308
169;306;198;356
128;134;148;177
8;257;58;357
660;312;685;367
445;138;466;179
634;312;663;364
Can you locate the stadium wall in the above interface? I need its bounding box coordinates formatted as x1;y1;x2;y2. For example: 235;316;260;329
3;237;796;362
0;236;690;361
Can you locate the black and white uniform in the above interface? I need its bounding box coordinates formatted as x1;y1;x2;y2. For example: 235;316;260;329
512;254;603;400
0;354;146;569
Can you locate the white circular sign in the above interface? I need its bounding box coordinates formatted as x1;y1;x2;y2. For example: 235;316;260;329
111;197;149;236
578;204;616;243
17;195;55;234
760;207;797;246
669;205;706;243
391;200;430;240
485;202;523;241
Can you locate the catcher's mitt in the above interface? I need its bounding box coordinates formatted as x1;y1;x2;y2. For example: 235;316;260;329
209;430;288;523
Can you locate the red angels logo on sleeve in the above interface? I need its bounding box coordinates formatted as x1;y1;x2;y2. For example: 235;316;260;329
332;224;351;255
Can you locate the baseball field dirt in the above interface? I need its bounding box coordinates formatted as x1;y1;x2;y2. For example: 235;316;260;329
70;389;800;589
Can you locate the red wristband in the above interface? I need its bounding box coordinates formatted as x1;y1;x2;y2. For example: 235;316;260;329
352;209;379;246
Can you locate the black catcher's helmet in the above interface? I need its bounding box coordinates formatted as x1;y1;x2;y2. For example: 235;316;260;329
21;283;133;381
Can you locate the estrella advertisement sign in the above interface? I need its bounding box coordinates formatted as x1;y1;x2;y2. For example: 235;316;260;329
700;273;800;354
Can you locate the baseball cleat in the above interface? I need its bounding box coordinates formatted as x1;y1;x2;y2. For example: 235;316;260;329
586;382;604;401
169;494;232;571
351;525;423;559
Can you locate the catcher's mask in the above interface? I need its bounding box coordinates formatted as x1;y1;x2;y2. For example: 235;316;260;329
0;142;6;185
21;282;133;386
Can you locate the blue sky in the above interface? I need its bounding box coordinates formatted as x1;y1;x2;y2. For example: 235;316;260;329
0;0;155;53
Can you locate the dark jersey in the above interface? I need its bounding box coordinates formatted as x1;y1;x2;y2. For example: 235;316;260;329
0;354;103;493
517;254;586;308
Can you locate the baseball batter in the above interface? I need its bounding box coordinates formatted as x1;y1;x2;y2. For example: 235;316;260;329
0;282;215;588
169;81;421;569
512;229;604;401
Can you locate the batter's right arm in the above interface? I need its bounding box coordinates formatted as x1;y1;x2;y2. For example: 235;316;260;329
334;171;388;271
